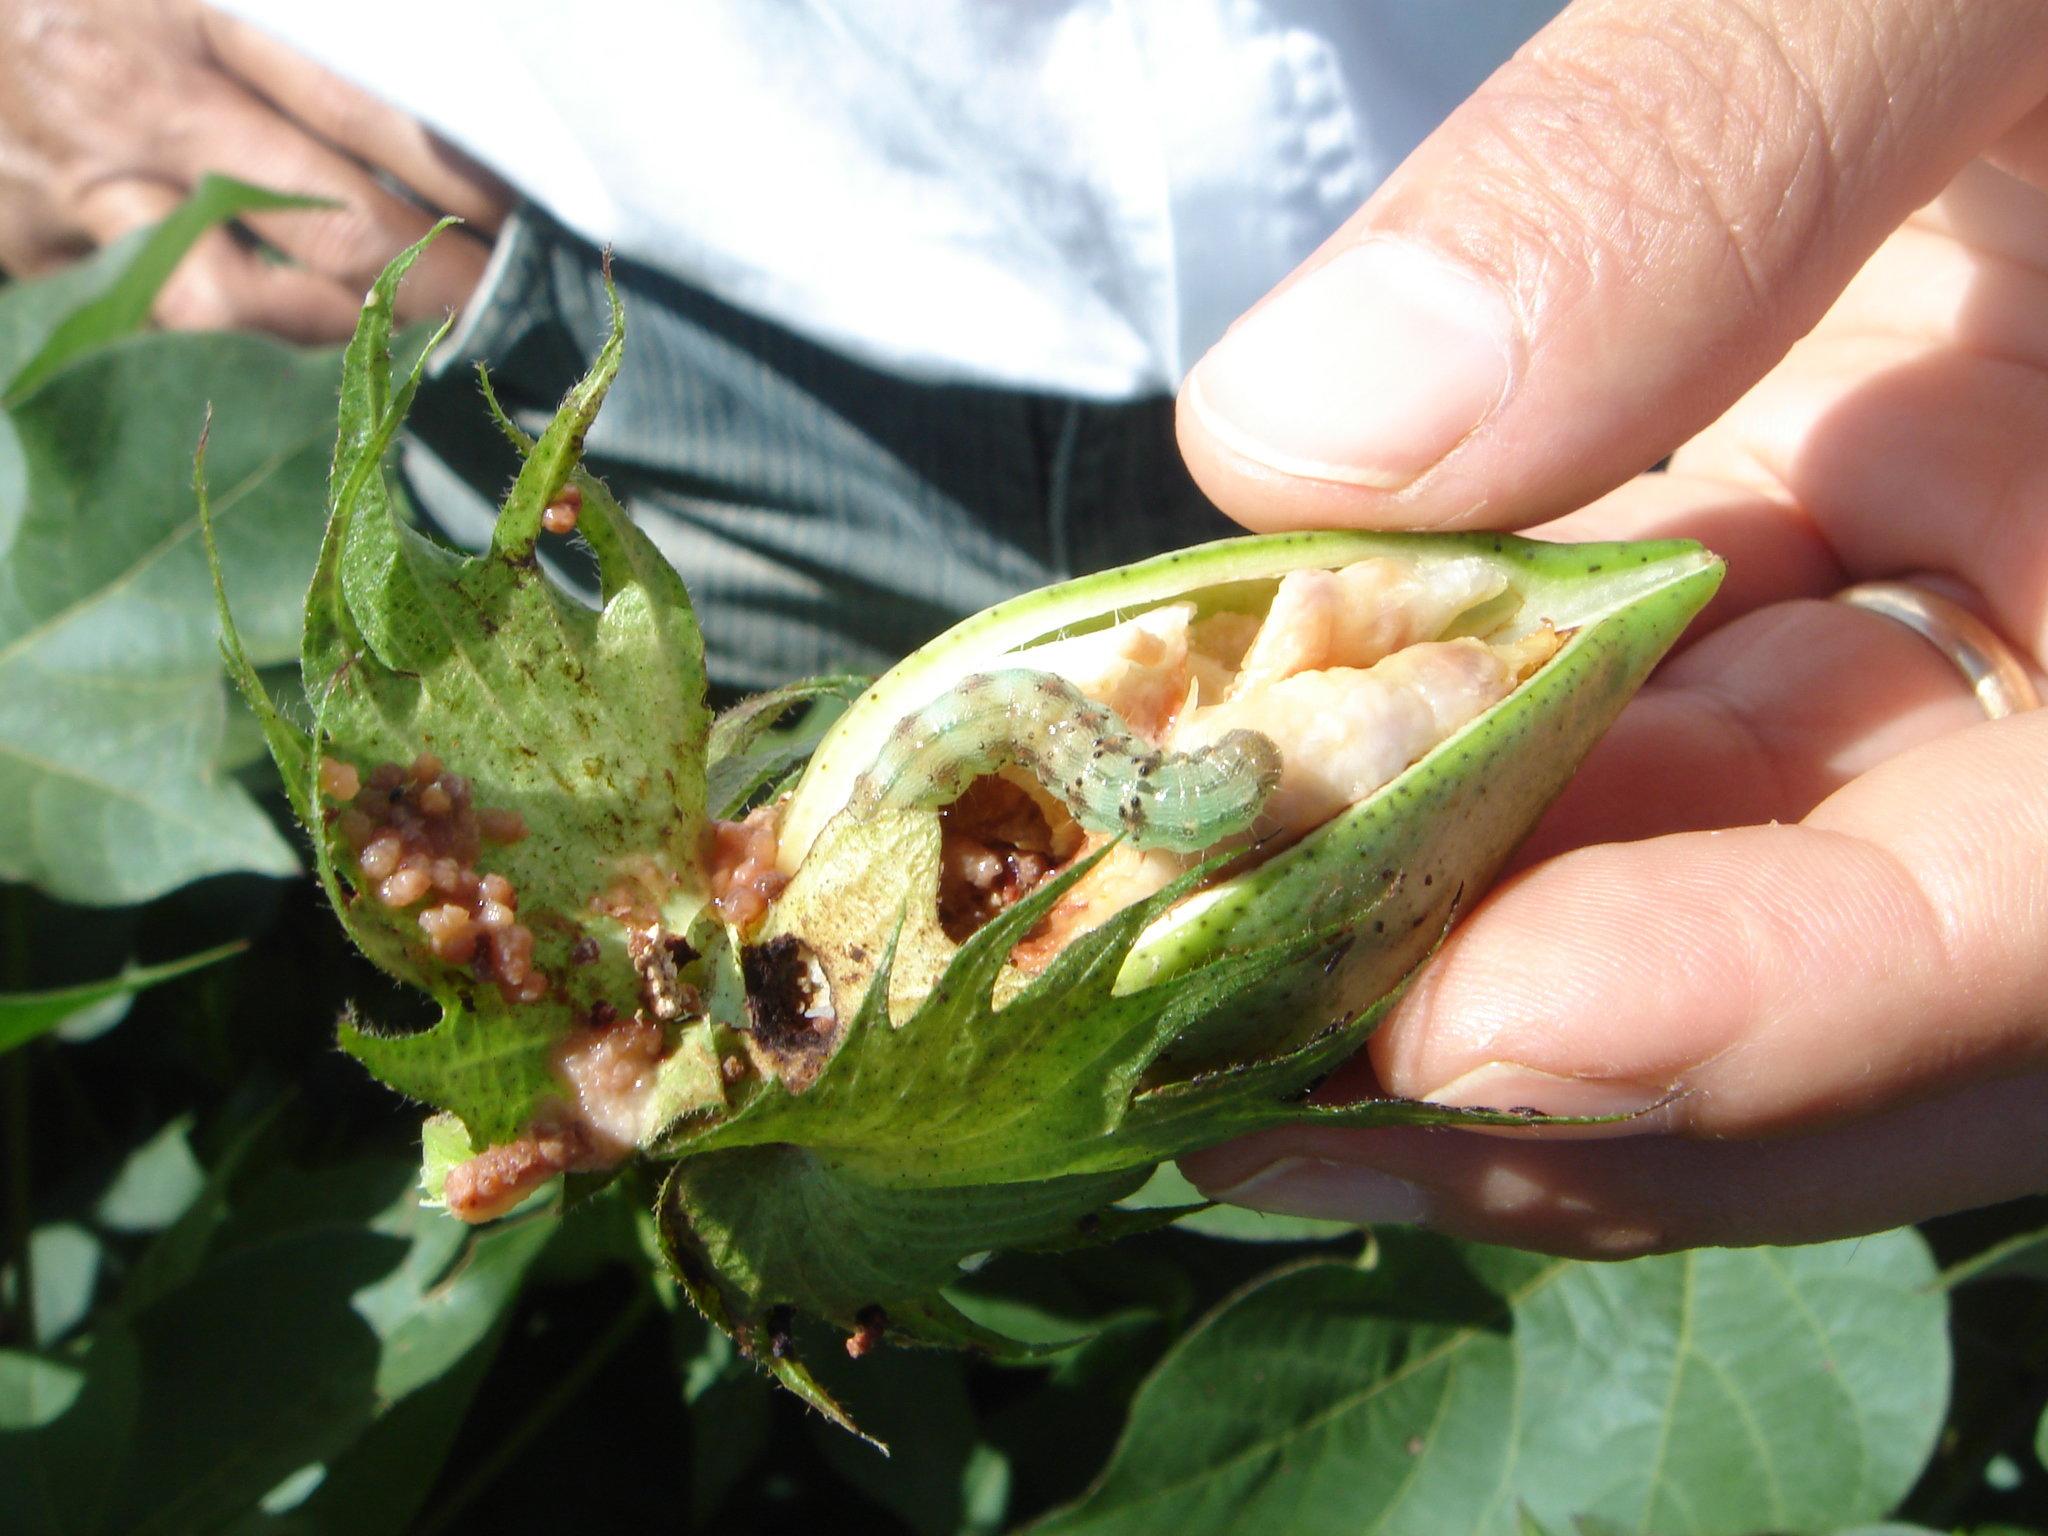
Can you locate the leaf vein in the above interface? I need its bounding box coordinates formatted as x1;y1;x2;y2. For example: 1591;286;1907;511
0;432;317;670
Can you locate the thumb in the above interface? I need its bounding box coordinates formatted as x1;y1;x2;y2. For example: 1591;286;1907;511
1179;0;2048;531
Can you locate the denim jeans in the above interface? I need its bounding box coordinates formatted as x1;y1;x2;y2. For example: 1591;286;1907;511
401;210;1241;698
399;208;1236;696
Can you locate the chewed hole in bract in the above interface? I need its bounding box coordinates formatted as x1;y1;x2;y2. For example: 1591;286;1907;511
739;935;839;1093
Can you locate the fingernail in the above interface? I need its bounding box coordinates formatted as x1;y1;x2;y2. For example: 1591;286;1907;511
1211;1156;1433;1228
1184;239;1515;490
1426;1062;1676;1128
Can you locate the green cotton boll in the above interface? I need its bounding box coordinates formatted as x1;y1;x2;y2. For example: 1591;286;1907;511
208;233;1721;1443
772;527;1722;1084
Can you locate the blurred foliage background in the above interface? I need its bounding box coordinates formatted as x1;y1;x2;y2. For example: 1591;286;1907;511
2;183;2046;1536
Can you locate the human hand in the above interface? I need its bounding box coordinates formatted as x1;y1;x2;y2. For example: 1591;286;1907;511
1175;0;2048;1255
0;0;507;339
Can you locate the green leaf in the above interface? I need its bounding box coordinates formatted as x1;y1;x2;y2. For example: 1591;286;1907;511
973;1310;1175;1517
199;426;315;830
95;1117;206;1231
355;1188;557;1404
0;1328;142;1536
0;942;243;1056
22;1224;100;1346
109;1104;282;1318
0;244;144;392
2037;1401;2046;1473
343;1001;561;1151
238;1355;487;1535
1;175;330;405
0;181;345;905
1032;1230;1950;1536
674;1315;774;1528
0;328;340;903
107;1159;553;1535
662;1144;1146;1354
941;1227;1199;1371
111;1228;400;1535
246;229;716;1145
234;1334;511;1535
962;1443;1014;1535
1122;1163;1353;1244
802;1344;988;1536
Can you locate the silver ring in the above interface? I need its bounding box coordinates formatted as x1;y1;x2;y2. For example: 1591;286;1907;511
1834;580;2040;719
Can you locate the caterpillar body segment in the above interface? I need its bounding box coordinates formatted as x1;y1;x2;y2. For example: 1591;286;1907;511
851;669;1280;853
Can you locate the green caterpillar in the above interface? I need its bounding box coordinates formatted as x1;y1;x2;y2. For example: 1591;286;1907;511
853;669;1281;853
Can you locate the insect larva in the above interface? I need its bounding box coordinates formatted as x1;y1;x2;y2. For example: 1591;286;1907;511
853;669;1281;853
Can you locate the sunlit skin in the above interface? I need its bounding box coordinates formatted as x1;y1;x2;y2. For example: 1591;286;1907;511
0;0;505;335
1177;0;2048;1255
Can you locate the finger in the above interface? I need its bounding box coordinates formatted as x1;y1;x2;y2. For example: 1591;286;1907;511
1525;260;2048;696
1177;0;2048;532
72;176;187;246
168;81;490;317
75;177;363;340
3;177;104;276
1511;592;1999;861
197;8;512;231
1667;290;2048;663
0;229;93;278
1524;179;2048;653
1484;470;2014;860
1354;710;2048;1142
158;233;370;341
1183;1070;2048;1257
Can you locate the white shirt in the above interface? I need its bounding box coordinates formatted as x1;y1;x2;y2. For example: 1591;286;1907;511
217;1;1560;397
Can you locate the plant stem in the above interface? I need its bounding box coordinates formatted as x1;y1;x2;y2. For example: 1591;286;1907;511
3;887;33;1346
414;1286;657;1536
